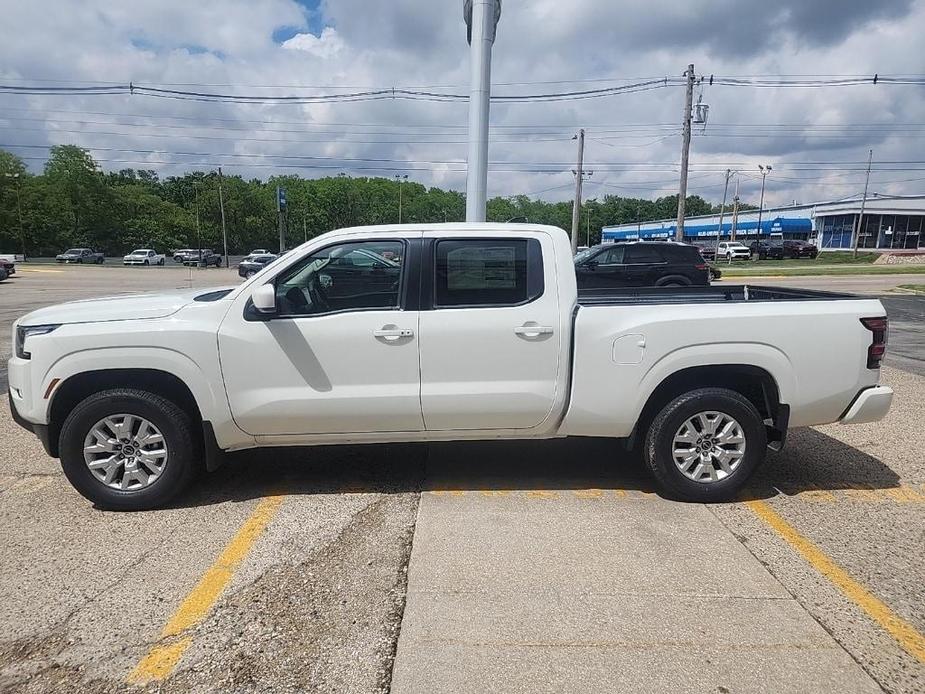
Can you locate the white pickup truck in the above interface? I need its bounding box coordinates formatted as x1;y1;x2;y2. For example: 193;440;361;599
9;224;893;510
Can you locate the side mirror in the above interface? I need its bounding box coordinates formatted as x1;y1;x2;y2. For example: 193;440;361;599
584;259;598;270
251;284;277;314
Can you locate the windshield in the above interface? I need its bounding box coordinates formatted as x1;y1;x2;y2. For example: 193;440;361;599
130;250;149;255
574;247;598;264
65;249;83;254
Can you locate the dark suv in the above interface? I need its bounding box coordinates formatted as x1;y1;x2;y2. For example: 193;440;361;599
782;240;819;259
748;240;784;260
574;242;712;289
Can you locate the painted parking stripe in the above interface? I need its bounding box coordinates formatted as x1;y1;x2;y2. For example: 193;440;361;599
127;494;285;684
747;499;925;664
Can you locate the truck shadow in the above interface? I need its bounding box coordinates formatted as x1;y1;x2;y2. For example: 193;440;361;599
171;426;901;508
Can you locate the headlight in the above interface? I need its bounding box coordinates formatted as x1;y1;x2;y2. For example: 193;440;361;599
15;324;60;359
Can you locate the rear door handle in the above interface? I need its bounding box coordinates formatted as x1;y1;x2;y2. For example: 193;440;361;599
514;325;553;337
373;327;414;341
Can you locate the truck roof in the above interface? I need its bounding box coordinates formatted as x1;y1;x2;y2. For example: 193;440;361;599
331;222;569;236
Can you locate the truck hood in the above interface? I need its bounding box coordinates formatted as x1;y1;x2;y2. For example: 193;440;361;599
19;286;235;326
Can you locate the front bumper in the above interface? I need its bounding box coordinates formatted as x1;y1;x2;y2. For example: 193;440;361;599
840;385;894;425
9;390;54;456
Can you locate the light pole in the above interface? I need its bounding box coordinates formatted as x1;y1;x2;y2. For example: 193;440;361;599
715;169;735;258
754;164;772;260
3;173;25;260
395;174;408;223
216;168;229;267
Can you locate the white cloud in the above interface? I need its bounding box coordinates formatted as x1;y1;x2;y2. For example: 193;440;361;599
282;27;346;59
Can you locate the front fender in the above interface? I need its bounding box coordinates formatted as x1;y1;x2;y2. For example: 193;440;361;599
41;347;223;424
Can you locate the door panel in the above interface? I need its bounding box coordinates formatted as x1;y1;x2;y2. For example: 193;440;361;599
419;235;560;431
218;235;424;436
219;310;422;435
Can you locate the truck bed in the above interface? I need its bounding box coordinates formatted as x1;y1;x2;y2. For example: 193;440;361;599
577;284;857;306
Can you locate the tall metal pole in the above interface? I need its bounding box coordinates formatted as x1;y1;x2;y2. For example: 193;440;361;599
464;0;500;222
715;169;731;258
852;149;873;258
302;214;307;243
570;128;585;254
194;184;202;269
217;168;229;267
754;164;771;261
676;64;695;241
277;186;286;254
395;174;407;223
730;175;740;244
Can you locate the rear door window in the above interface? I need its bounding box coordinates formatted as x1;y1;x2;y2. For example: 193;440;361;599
625;245;665;264
434;238;543;308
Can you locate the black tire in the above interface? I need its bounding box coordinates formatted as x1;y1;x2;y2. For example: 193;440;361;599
159;258;165;266
245;269;256;278
143;259;149;266
643;387;766;502
655;276;690;287
97;257;104;264
59;388;200;511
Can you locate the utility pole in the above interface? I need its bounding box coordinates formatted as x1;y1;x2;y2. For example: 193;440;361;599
395;174;408;223
754;164;771;260
570;128;585;254
3;173;25;260
276;186;287;253
464;0;501;222
676;63;695;241
194;184;202;268
302;213;307;243
852;149;873;258
715;169;733;258
730;174;740;244
217;168;229;267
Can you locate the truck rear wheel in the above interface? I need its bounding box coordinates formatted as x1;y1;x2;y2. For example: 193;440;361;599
59;388;199;511
644;387;766;502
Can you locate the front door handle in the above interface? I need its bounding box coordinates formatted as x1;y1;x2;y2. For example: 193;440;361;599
514;324;554;338
373;327;414;341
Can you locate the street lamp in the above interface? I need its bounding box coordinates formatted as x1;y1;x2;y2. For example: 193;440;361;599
395;174;408;224
715;169;737;259
4;173;26;260
754;164;772;260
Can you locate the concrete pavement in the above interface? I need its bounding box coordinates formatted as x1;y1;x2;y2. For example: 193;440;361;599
391;448;883;694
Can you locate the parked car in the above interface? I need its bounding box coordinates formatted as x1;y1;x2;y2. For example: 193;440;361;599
575;241;710;288
9;223;893;510
748;240;784;260
0;266;7;282
248;248;273;256
182;249;223;267
0;257;16;277
692;243;717;261
717;241;752;261
123;249;166;266
56;248;104;264
172;249;196;263
238;253;278;278
782;240;819;259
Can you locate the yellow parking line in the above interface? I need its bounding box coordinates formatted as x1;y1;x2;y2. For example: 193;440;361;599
127;494;285;684
747;499;925;664
17;267;64;273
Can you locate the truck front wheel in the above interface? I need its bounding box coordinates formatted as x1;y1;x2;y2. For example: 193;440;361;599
644;387;766;502
59;388;199;510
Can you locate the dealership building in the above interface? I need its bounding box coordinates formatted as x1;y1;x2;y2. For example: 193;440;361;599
601;194;925;251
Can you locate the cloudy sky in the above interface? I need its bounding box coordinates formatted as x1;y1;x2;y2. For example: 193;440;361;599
2;0;924;208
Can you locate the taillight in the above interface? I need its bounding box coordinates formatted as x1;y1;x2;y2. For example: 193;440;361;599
860;316;888;369
694;263;707;270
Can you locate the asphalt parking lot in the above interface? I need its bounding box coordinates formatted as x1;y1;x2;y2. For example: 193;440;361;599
0;265;922;693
